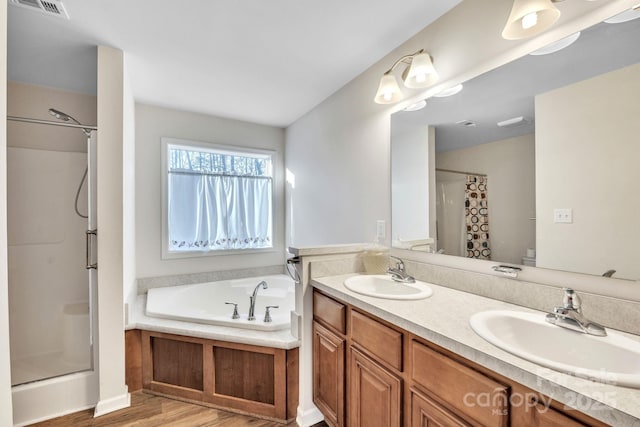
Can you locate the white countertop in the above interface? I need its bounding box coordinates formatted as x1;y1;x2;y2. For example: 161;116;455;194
312;273;640;426
128;294;300;350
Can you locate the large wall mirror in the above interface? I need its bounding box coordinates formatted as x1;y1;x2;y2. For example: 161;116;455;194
391;13;640;281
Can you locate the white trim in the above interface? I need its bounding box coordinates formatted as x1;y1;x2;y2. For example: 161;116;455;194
160;136;276;260
296;405;325;427
93;391;131;417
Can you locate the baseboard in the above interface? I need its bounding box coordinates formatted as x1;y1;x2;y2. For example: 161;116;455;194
93;392;131;417
296;405;325;427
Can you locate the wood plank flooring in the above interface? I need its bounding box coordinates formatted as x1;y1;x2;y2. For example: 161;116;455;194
30;391;329;427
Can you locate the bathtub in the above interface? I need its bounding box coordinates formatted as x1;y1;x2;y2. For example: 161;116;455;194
145;274;295;331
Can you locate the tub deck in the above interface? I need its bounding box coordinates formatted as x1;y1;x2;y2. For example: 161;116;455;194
129;295;299;350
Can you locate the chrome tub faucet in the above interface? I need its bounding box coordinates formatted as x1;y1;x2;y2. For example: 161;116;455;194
387;256;415;283
545;288;606;336
248;280;267;321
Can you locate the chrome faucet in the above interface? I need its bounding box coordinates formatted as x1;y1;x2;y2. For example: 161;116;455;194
248;281;268;321
387;256;415;283
545;288;606;336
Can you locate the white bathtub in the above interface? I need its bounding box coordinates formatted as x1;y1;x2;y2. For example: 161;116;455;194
145;274;295;331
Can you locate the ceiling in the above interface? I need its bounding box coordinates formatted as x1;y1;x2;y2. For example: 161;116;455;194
393;12;640;152
7;0;461;127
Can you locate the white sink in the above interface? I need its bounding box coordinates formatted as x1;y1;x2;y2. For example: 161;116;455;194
470;310;640;388
344;274;433;300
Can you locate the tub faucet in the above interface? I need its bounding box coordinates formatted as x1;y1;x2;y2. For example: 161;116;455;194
248;281;268;321
387;256;415;283
545;288;607;337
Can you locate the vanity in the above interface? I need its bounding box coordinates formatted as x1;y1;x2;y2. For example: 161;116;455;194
294;253;640;427
311;275;640;426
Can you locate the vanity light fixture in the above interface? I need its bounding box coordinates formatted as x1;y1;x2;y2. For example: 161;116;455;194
374;49;438;104
502;0;561;40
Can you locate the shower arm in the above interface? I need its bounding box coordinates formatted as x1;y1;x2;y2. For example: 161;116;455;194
7;115;97;133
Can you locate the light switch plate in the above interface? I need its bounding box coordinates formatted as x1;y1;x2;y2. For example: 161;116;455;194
554;208;573;224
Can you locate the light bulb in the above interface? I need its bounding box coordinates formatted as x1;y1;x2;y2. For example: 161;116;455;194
522;12;538;30
415;74;426;83
383;92;393;101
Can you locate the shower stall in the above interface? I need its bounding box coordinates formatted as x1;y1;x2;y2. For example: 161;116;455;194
7;107;99;420
435;170;467;257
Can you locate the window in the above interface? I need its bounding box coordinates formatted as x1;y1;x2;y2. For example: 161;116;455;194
164;138;273;253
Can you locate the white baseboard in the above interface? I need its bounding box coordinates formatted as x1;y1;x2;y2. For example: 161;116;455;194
296;405;325;427
93;392;131;417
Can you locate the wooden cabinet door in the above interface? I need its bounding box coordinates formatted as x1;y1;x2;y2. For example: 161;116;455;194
531;399;589;427
313;321;345;427
349;347;402;427
411;388;471;427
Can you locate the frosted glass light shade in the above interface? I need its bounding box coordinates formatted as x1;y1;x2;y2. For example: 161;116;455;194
404;53;438;88
502;0;561;40
374;74;403;104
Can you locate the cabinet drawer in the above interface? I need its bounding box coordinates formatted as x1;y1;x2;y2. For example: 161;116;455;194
314;291;346;334
411;340;508;427
350;310;402;371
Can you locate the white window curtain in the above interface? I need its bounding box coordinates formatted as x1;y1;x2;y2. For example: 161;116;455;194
168;146;273;252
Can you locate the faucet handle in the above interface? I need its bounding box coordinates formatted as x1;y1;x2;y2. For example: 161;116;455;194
389;255;405;270
561;288;581;311
264;305;279;323
225;302;240;319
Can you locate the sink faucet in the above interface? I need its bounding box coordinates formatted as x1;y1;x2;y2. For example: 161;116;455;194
248;281;268;321
545;288;606;336
387;256;415;283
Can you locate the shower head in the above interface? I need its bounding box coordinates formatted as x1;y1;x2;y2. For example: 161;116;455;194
48;108;92;136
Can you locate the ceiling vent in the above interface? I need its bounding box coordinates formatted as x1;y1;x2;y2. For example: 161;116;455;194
9;0;70;19
455;119;477;127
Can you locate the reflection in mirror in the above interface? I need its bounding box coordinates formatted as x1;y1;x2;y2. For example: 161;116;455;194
391;15;640;280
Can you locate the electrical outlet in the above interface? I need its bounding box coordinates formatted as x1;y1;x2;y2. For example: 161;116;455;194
554;208;573;224
376;220;386;240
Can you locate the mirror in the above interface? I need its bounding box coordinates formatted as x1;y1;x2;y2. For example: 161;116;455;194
391;15;640;280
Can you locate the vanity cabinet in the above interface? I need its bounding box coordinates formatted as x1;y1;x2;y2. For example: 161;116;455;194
349;347;402;427
313;292;347;427
312;289;609;427
313;321;345;427
410;388;471;427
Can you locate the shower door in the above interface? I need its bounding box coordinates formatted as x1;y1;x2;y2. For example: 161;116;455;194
8;132;96;385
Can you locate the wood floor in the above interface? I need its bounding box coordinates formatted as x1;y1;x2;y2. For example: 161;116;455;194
31;391;329;427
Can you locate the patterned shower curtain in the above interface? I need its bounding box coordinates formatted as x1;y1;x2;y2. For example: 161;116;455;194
465;175;491;259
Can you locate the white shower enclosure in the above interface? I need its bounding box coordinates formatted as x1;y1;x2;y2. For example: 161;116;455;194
7;118;98;390
435;170;467;257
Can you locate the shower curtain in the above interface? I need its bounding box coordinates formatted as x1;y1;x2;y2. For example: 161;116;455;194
465;175;491;260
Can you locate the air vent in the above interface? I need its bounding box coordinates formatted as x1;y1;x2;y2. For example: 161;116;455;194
9;0;70;19
456;119;477;127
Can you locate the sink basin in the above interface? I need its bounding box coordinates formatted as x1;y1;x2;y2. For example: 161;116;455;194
344;275;433;300
470;310;640;388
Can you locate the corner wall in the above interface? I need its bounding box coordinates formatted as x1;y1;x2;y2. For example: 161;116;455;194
94;45;129;416
0;0;15;423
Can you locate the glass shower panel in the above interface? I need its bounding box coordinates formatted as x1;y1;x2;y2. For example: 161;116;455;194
8;133;94;385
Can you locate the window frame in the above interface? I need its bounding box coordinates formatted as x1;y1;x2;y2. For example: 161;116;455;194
161;136;276;259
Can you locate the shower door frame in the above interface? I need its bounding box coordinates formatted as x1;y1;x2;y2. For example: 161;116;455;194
7;117;100;426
